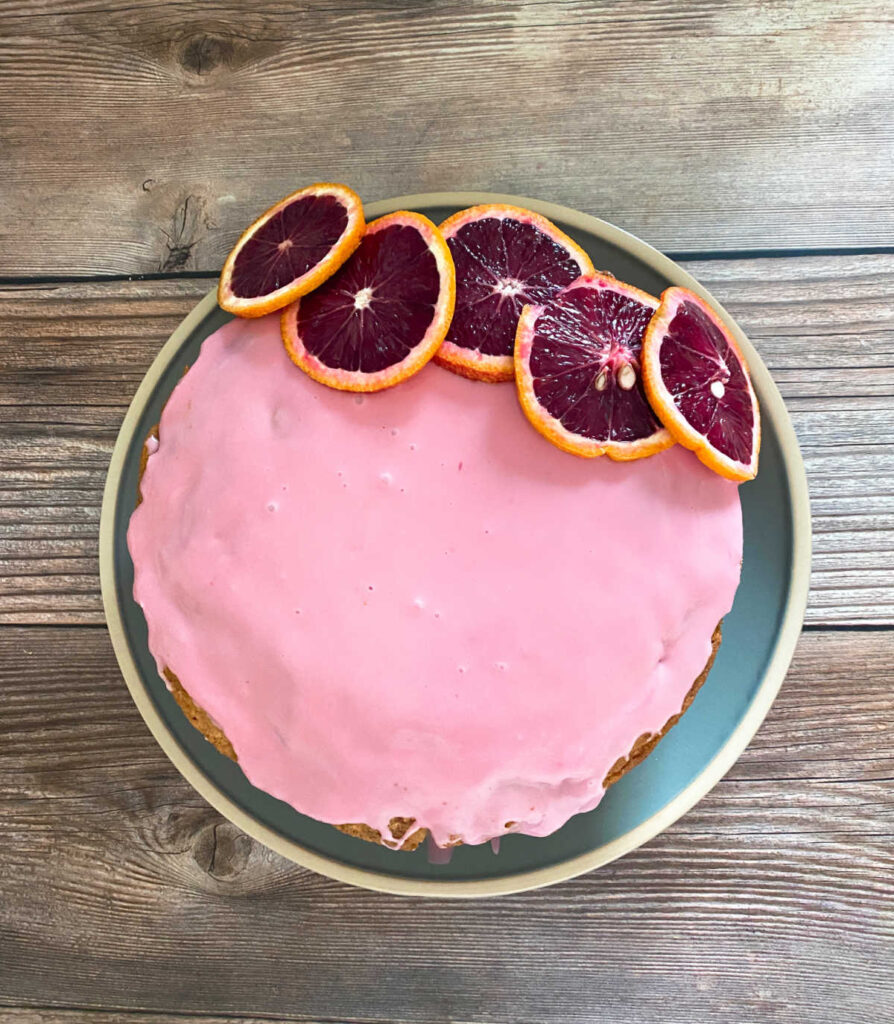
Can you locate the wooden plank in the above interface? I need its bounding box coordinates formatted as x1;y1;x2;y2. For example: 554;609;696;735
1;0;893;275
2;253;892;626
0;626;891;1024
0;1015;305;1024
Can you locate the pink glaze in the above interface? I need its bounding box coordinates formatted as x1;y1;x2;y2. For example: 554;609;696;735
129;315;743;848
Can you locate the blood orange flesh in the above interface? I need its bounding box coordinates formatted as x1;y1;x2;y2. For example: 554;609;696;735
281;211;455;392
515;276;673;460
219;183;364;318
436;205;594;382
642;287;759;481
230;196;347;297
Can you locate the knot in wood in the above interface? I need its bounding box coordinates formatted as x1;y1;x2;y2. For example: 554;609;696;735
192;821;252;879
179;33;234;75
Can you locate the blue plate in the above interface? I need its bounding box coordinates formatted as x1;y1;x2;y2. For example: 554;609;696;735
101;192;811;896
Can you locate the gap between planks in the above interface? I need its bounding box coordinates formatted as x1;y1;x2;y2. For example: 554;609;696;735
0;1007;381;1024
2;243;894;290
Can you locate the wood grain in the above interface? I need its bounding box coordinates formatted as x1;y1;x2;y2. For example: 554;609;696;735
2;2;892;1021
0;625;891;1024
2;253;892;626
2;0;893;276
0;1015;309;1024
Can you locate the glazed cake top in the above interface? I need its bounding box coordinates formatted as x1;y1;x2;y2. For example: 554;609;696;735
129;315;742;847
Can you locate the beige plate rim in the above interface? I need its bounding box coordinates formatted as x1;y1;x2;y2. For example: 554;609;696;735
100;191;812;898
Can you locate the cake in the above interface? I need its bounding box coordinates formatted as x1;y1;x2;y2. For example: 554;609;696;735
128;315;743;850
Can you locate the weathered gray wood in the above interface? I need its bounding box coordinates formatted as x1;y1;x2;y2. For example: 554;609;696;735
0;1015;303;1024
0;626;891;1024
2;0;893;276
2;254;892;626
2;3;892;1021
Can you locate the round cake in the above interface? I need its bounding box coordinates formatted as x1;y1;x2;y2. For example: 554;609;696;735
128;314;743;850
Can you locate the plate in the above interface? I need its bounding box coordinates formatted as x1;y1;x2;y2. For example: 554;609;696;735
101;192;811;897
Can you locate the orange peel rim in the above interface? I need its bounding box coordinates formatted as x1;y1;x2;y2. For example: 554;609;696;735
514;275;675;461
434;204;595;383
642;286;760;482
280;211;456;393
218;182;365;319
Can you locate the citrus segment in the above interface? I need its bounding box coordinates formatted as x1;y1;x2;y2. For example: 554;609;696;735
642;287;760;481
515;275;673;460
218;183;364;318
281;211;455;392
435;204;595;382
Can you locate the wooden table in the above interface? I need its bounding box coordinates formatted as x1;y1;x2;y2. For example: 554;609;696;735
2;2;892;1022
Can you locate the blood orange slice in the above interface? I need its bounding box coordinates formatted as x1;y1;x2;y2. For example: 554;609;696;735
435;204;594;382
280;211;455;392
218;183;364;318
515;275;673;460
642;287;760;481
